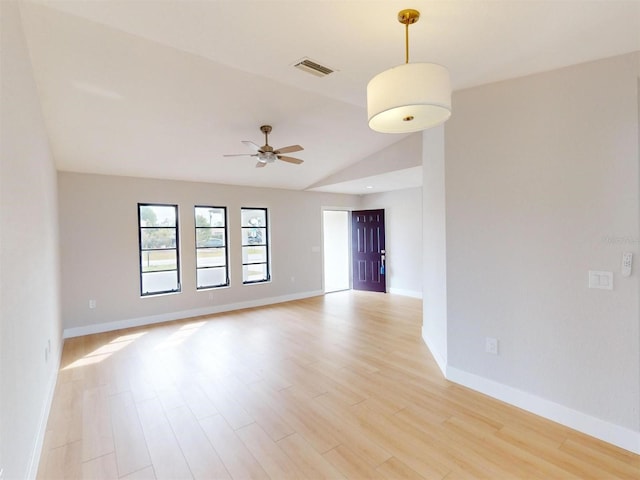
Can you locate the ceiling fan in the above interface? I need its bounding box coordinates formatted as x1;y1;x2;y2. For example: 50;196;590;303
224;125;304;168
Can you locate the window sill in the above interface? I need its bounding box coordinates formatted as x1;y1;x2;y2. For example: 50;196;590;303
140;290;182;299
242;280;272;286
197;285;230;292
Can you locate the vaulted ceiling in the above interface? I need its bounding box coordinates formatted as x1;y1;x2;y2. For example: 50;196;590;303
18;1;640;193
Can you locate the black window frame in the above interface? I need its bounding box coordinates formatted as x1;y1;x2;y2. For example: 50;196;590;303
241;207;270;284
194;205;230;290
138;203;181;296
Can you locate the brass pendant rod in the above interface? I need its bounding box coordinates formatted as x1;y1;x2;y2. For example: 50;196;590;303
405;22;409;64
398;9;419;64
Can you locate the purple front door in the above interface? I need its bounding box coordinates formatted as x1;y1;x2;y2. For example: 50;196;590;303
351;209;386;293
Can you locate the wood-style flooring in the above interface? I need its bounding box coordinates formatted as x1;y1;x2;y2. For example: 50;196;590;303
37;291;639;479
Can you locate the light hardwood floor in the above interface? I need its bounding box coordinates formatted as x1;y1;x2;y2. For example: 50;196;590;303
38;291;638;479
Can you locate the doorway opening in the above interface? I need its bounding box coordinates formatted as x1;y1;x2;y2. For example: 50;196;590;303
322;210;350;293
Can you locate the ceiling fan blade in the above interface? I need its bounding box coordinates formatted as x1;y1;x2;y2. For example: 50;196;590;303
274;145;303;155
223;153;258;157
242;140;262;152
277;155;304;165
256;161;267;168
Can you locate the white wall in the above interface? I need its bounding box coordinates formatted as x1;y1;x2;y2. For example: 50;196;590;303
309;134;422;190
0;2;62;478
438;53;640;451
421;126;448;373
362;187;423;298
58;172;359;335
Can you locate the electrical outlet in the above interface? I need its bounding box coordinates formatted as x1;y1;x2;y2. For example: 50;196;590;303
485;337;499;355
89;299;96;309
291;276;295;283
208;292;214;300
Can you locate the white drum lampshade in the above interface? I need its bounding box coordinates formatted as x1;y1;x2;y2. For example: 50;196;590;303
367;62;451;133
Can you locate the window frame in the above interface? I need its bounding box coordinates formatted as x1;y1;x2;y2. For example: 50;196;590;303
241;207;271;284
194;205;230;290
138;203;181;297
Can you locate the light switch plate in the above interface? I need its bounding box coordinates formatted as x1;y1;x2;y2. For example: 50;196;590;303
622;252;633;277
485;337;499;355
588;271;613;290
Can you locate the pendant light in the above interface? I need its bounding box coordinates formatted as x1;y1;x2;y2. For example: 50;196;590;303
367;9;451;133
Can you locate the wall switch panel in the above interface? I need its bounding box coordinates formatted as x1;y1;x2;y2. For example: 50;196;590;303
588;271;613;290
622;252;633;277
485;337;499;355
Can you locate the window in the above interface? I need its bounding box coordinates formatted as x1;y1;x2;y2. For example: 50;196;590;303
138;203;180;296
241;208;270;283
195;206;229;289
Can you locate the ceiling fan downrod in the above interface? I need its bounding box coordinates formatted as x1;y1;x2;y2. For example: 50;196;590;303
260;125;272;150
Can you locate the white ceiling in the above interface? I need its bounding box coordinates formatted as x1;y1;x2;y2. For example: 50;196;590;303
18;0;640;193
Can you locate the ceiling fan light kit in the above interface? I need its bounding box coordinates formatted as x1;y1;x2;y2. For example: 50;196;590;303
224;125;304;168
367;8;452;134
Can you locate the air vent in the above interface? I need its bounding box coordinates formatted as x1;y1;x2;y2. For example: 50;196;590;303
293;58;335;77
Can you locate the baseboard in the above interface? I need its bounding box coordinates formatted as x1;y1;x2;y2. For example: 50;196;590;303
421;326;447;376
27;339;63;479
63;290;324;338
446;366;640;455
389;287;422;299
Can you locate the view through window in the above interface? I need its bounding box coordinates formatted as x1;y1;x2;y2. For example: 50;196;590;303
241;208;270;283
138;203;180;296
195;206;229;289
